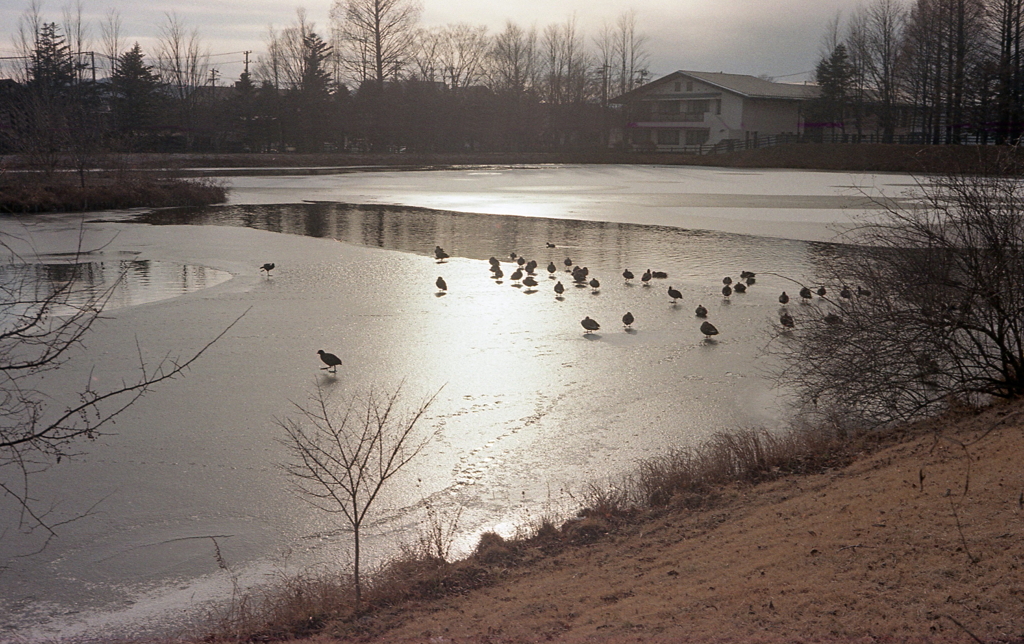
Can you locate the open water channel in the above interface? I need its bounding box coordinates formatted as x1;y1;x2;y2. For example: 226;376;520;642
0;165;919;641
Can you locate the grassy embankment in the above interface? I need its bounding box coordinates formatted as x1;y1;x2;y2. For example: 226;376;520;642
200;400;1024;643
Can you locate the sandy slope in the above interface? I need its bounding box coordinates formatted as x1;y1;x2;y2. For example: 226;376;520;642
298;401;1024;643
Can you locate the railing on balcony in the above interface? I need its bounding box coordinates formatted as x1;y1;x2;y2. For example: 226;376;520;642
644;113;706;123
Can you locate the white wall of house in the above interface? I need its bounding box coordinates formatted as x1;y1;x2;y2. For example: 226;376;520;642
616;72;811;151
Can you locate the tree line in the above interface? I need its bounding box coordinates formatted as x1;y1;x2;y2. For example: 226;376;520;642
0;0;651;158
809;0;1024;145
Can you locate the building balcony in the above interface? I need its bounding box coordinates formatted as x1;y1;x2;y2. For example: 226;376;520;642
641;113;706;123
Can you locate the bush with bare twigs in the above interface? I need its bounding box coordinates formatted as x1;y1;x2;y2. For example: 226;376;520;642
770;151;1024;428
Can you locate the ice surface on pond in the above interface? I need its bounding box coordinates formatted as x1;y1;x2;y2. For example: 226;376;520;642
0;166;915;640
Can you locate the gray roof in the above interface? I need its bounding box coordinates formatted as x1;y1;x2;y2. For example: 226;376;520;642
613;70;819;103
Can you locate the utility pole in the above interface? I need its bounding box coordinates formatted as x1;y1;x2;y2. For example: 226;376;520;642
209;68;219;87
243;50;251;76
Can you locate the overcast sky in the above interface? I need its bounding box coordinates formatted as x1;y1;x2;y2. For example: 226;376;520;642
0;0;871;85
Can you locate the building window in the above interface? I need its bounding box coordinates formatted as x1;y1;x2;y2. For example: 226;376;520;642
686;129;710;145
684;100;709;114
657;129;680;145
631;129;651;144
686;81;693;92
715;99;721;115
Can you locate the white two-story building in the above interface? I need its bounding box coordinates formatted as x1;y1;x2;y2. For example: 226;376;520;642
610;70;819;151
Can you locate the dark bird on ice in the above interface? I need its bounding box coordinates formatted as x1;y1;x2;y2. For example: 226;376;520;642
840;286;852;299
547;262;557;276
723;276;732;286
641;269;652;286
317;350;342;373
652;271;668;279
668;286;682;302
722;285;732;297
510;268;524;283
779;291;790;304
434;246;449;261
623;268;634;281
436;276;447;292
589;278;601;291
695;304;708;318
564;257;573;269
546;242;556;248
745;275;756;285
492;267;503;279
581;316;600;334
857;286;872;297
523;275;538;289
517;256;526;266
260;262;275;274
740;271;755;279
780;312;795;328
554;281;565;297
817;286;827;297
622;312;634;328
700;321;719;338
800;286;812;301
525;259;538;274
733;282;746;293
510;252;518;260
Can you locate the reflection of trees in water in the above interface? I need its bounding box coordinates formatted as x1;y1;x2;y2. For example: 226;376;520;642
1;260;224;316
139;202;839;280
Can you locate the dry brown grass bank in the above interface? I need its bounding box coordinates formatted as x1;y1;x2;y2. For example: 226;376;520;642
0;176;227;213
196;400;1024;643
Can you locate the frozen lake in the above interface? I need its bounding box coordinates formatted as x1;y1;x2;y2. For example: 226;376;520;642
0;165;917;641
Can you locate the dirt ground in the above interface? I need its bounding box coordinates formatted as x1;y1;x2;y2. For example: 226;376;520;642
293;401;1024;644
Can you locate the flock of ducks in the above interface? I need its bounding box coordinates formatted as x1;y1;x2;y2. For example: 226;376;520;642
432;245;734;340
262;245;872;373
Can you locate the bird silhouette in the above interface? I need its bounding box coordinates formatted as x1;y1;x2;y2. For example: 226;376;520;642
722;285;732;297
740;270;755;279
564;257;573;269
317;349;342;373
780;312;795;328
510;268;524;283
652;271;668;279
734;282;746;293
260;262;275;275
622;312;634;328
589;278;600;291
547;262;557;276
546;242;556;248
840;286;852;299
517;257;526;266
817;286;827;297
857;286;872;297
824;312;841;324
723;276;732;286
525;259;538;274
641;269;652;286
746;276;756;285
436;276;447;292
554;281;565;297
434;246;449;261
523;275;538;289
695;304;708;318
510;252;518;260
492;267;503;279
489;256;501;267
779;291;790;304
700;321;719;338
668;286;682;302
581;316;600;334
623;268;634;281
800;286;812;300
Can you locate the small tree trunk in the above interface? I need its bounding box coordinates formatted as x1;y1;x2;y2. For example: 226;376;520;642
353;518;361;609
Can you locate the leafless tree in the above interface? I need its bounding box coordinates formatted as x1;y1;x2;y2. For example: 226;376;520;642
541;16;592;105
331;0;422;87
851;0;908;141
156;13;210;147
611;10;649;96
100;8;124;79
258;9;320;91
60;0;90;82
771;152;1024;428
1;230;245;550
485;20;539;97
279;383;439;608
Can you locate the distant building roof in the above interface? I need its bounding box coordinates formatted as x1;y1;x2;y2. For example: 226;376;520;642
612;70;819;104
